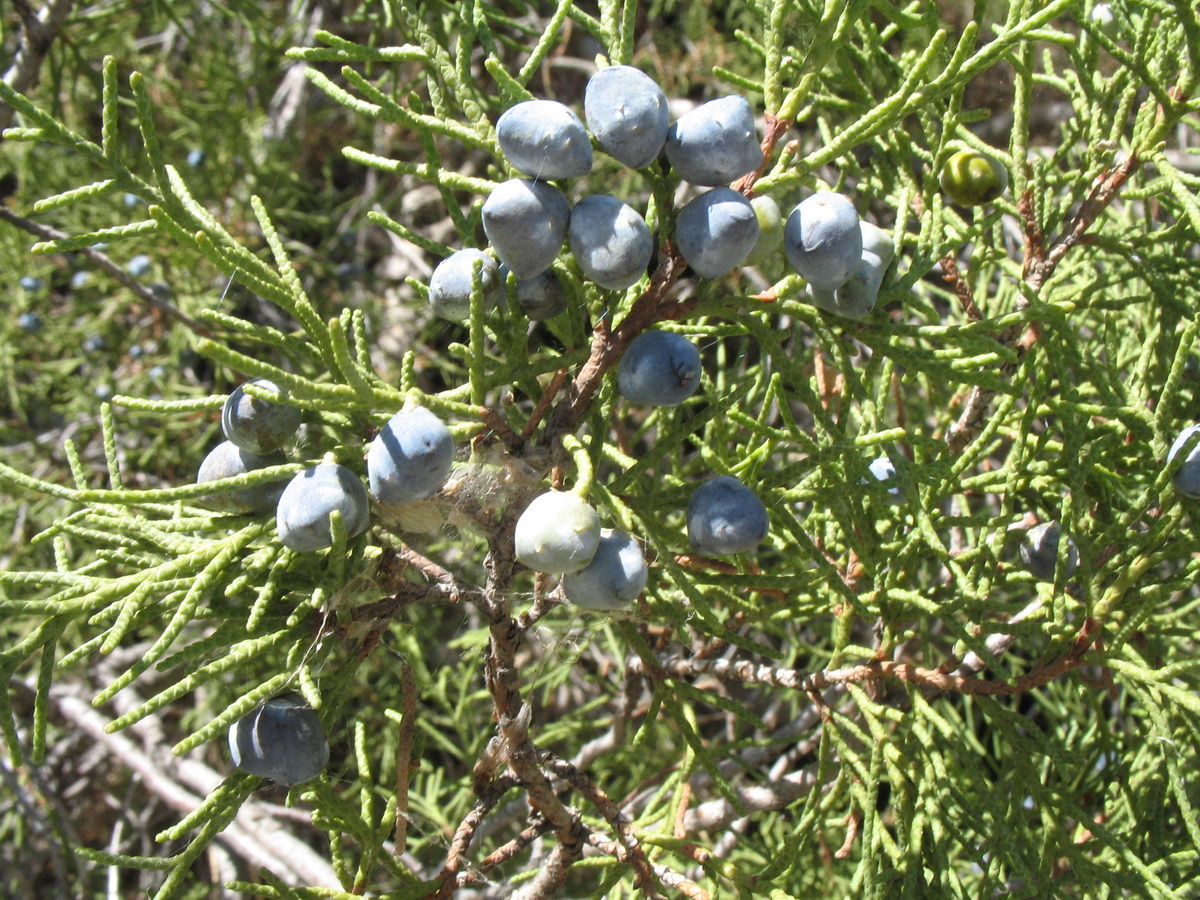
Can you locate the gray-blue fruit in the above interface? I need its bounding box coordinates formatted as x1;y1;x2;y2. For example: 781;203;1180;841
228;694;328;785
866;455;902;502
584;65;670;168
1168;424;1200;497
428;249;501;321
805;219;894;318
18;312;42;333
367;407;455;505
276;462;370;552
127;254;152;278
806;252;887;319
562;529;648;610
859;220;894;262
496;100;593;180
837;254;888;317
568;194;654;290
675;187;760;279
514;490;601;574
617;330;702;407
784;193;862;290
222;378;302;455
499;265;568;320
665;95;761;186
482;179;571;279
1019;521;1078;582
688;476;768;555
196;440;288;515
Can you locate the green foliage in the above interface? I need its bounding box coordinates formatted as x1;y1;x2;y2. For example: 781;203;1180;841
4;0;1200;897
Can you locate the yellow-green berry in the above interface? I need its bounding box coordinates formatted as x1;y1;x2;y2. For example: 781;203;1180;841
938;150;1008;206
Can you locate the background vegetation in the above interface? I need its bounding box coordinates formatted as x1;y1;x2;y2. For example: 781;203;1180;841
4;0;1200;898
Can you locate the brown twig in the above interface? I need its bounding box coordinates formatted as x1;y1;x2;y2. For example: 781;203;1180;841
434;776;520;899
512;826;586;900
674;782;692;840
1;0;77;133
643;621;1101;697
588;832;710;900
477;818;554;873
939;254;983;322
835;811;861;859
544;757;664;899
733;113;793;197
394;662;419;856
351;551;471;660
814;347;832;410
1019;188;1047;285
672;555;787;602
388;543;461;598
1030;153;1139;290
546;244;689;434
478;404;524;451
521;367;570;440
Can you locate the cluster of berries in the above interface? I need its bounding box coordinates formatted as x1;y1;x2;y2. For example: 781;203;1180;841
202;71;1026;783
197;379;454;553
428;64;901;323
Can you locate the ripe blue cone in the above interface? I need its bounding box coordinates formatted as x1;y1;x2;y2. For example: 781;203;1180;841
617;330;702;407
428;249;501;321
1018;521;1078;582
675;187;760;279
866;454;903;502
568;194;654;290
497;99;593;180
665;95;761;186
276;462;370;552
687;476;769;556
584;65;670;169
221;378;303;455
784;193;863;290
482;179;570;279
1168;424;1200;497
196;440;288;515
367;407;455;505
805;219;894;319
228;694;329;786
563;529;648;610
499;265;568;320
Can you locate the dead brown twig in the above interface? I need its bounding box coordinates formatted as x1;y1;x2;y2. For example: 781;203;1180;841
394;662;419;856
645;617;1101;698
544;757;664;899
1;0;77;133
939;254;983;322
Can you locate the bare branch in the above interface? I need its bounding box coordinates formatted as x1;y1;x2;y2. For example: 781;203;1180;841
1;0;76;133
